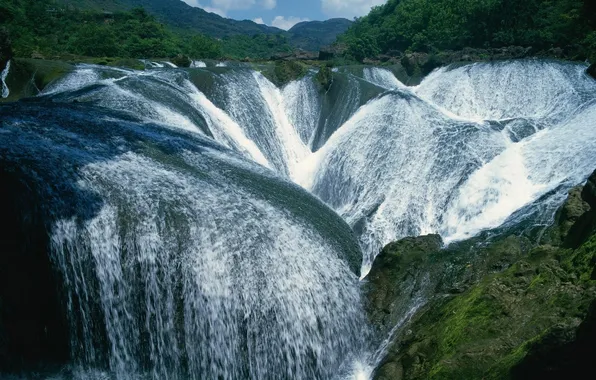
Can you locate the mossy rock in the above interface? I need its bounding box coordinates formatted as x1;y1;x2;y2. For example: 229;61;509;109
371;169;596;380
263;60;308;87
1;59;73;102
170;54;192;68
315;64;333;91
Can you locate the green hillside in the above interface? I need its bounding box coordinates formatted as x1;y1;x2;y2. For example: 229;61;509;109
340;0;596;62
289;18;353;51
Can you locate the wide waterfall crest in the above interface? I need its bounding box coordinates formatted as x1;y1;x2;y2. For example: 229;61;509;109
308;60;596;272
416;60;595;123
28;60;596;276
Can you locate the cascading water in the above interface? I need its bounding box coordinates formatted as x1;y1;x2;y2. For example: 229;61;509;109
362;67;406;90
2;58;596;379
2;59;11;98
305;60;596;273
282;74;322;147
0;102;367;380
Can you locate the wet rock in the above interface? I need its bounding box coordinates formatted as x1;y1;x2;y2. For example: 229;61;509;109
171;54;192;68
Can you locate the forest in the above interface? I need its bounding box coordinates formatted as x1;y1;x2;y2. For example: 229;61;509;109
340;0;596;62
0;0;291;61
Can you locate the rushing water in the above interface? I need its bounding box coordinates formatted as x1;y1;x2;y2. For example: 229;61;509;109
1;59;10;98
1;60;596;379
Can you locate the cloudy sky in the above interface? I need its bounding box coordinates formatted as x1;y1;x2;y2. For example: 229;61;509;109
181;0;387;30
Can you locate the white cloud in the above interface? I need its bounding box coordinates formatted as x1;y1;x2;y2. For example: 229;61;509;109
321;0;387;18
260;0;277;10
182;0;278;18
253;17;265;24
270;16;309;30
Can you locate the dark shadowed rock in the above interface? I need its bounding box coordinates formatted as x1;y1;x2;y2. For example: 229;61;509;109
0;28;12;73
588;63;596;80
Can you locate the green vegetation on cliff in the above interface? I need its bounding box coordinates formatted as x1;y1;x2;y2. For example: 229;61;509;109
340;0;596;63
369;172;596;380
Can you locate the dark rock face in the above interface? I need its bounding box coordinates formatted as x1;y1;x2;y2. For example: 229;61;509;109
588;63;596;80
0;27;12;73
369;169;596;380
0;167;70;372
511;300;596;380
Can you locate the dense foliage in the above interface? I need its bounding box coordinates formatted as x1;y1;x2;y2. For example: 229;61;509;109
0;0;297;60
341;0;596;62
1;0;223;59
221;34;292;60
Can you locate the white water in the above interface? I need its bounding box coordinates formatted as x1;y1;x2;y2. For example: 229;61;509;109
282;75;321;147
0;99;368;380
191;60;207;68
1;59;10;98
11;57;596;380
307;61;596;273
50;151;366;379
40;60;596;277
363;67;406;90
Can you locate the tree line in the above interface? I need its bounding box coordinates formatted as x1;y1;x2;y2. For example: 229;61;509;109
340;0;596;62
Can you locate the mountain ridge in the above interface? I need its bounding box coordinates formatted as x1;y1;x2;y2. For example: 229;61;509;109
57;0;352;51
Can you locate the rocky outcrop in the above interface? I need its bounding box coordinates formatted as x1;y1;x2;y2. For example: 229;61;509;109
170;54;192;68
262;60;309;87
0;59;73;102
0;166;70;372
369;170;596;380
315;64;333;91
270;49;318;62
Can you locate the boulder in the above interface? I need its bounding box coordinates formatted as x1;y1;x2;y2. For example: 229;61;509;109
170;54;191;68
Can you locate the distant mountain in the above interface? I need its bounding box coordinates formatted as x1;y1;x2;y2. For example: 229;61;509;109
58;0;283;38
57;0;352;51
289;19;353;51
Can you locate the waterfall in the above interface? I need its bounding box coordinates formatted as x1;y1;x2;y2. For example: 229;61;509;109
28;59;596;275
363;67;406;90
282;74;322;147
191;60;207;68
3;59;596;378
307;60;596;273
0;102;367;380
1;59;10;99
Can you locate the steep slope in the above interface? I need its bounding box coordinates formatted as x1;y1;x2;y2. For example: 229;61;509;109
289;18;352;51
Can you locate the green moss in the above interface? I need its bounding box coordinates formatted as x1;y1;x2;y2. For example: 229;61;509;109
1;58;73;102
373;226;596;380
315;64;333;91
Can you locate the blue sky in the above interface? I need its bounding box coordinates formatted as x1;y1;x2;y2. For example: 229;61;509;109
181;0;387;30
